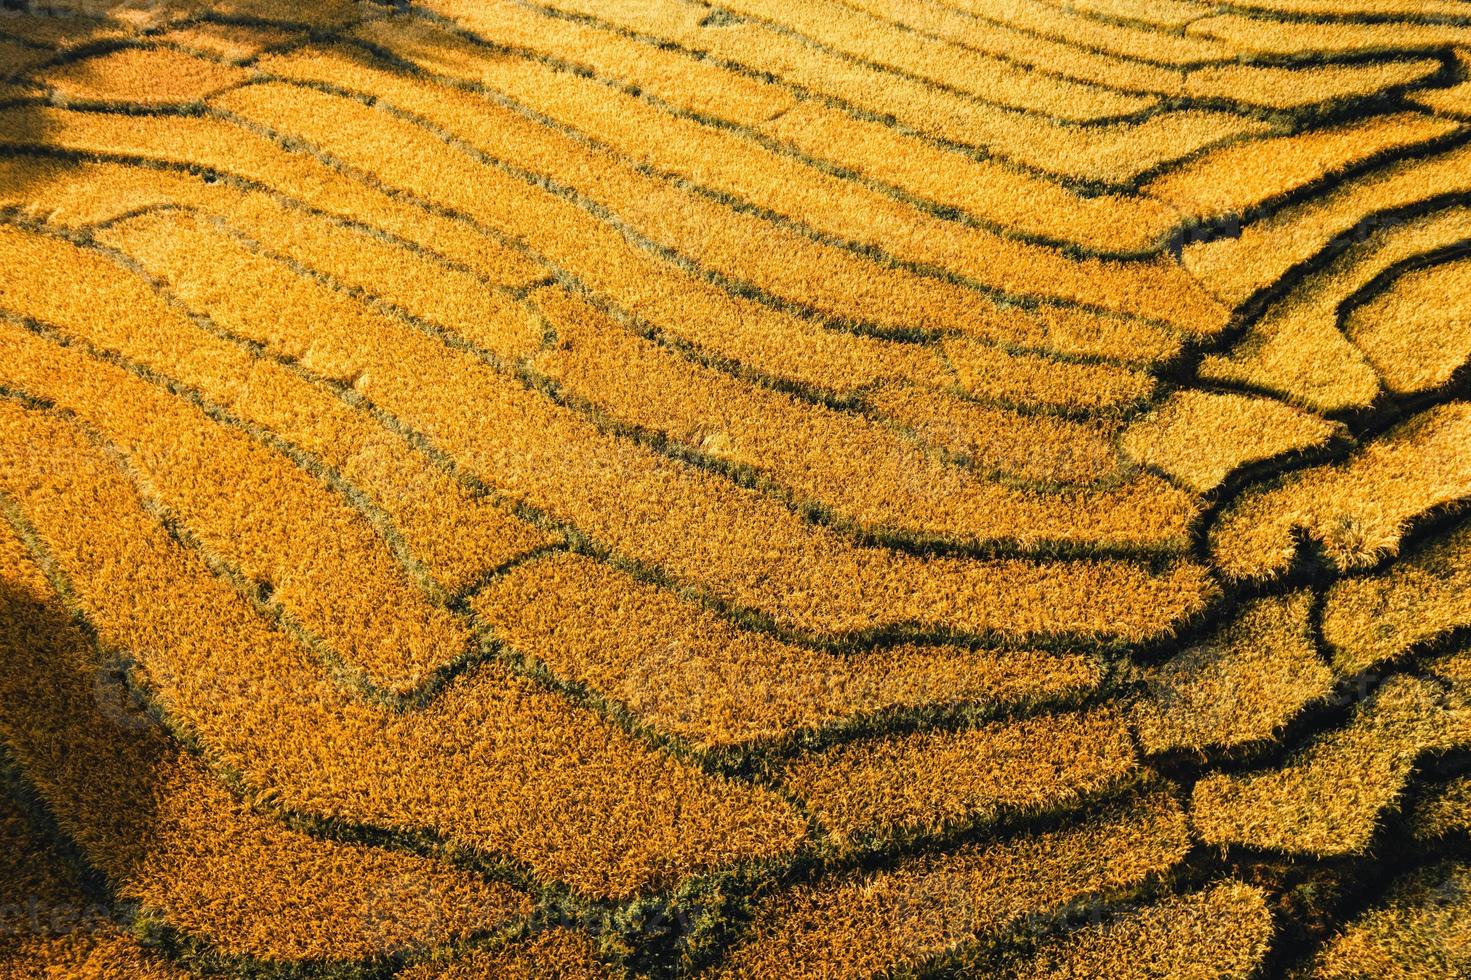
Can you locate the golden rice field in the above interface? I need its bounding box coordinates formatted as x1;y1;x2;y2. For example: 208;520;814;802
1;0;1470;976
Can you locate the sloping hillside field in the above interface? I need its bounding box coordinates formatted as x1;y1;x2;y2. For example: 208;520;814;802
1;0;1470;976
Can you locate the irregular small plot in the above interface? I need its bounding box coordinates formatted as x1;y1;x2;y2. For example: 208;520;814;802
943;336;1162;410
1122;390;1340;493
1143;113;1461;222
0;401;807;900
1345;253;1471;394
1005;881;1274;979
40;45;250;105
1191;675;1466;856
1189;15;1471;58
1183;139;1471;308
0;508;532;962
1133;592;1333;755
711;790;1189;979
398;930;616;979
159;21;296;63
1311;862;1471;980
1199;203;1471;412
776;708;1137;851
1323;519;1471;676
473;552;1103;751
1209;403;1471;580
1185;59;1444;111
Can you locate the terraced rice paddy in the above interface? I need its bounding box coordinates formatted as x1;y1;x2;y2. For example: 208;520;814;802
0;0;1468;976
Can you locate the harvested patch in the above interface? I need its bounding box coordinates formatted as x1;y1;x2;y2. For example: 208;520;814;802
40;45;250;106
1121;390;1341;493
473;551;1103;751
1133;592;1333;755
1344;253;1471;394
711;789;1189;978
532;286;1198;553
1323;518;1471;675
1190;675;1465;856
867;384;1129;485
1004;880;1274;979
1311;862;1471;979
1209;403;1471;580
776;708;1138;851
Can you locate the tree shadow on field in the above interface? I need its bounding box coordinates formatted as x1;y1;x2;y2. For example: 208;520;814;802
0;0;381;207
0;574;171;963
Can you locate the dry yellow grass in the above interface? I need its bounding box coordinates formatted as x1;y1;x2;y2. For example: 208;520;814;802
0;788;192;979
88;203;1212;642
0;109;550;287
158;21;296;63
473;551;1103;751
0;221;553;598
1408;776;1471;841
1310;862;1471;980
943;335;1166;408
1122;390;1341;493
419;0;1269;186
41;45;250;105
1344;254;1471;394
1184;139;1471;307
254;48;1227;338
712;789;1189;979
1199;203;1471;412
0;505;533;962
1191;674;1469;855
0;400;807;900
1189;15;1471;58
1132;592;1333;755
3;6;1470;975
866;384;1130;484
1411;50;1471;119
1143;113;1460;222
532;286;1197;551
1004;881;1275;979
1183;59;1444;110
512;0;1158;120
1322;518;1471;676
0;319;472;696
1209;403;1471;579
776;708;1137;850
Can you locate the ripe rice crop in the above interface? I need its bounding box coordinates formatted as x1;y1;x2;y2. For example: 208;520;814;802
1;1;1469;975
